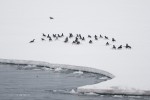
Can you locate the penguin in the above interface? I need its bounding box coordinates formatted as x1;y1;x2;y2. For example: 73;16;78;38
42;33;46;37
94;35;98;40
29;39;35;43
100;34;103;38
69;33;73;38
112;38;116;42
89;40;93;44
61;33;64;37
125;44;132;49
77;41;80;45
118;45;122;49
106;42;110;46
64;37;68;43
47;34;50;38
104;36;108;39
88;35;91;38
41;38;45;41
112;45;116;49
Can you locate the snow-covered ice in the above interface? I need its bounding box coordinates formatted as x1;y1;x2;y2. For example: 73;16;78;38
73;71;84;75
0;0;150;96
54;67;62;72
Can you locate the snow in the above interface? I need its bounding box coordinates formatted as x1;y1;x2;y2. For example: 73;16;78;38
54;68;62;72
0;0;150;96
0;58;114;79
73;71;84;75
70;89;76;94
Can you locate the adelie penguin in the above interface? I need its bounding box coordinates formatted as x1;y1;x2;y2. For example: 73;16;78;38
61;33;64;37
125;44;131;49
79;34;82;38
100;34;103;38
82;37;85;41
77;34;81;39
47;34;50;38
112;38;116;42
29;39;35;43
64;37;68;43
72;41;76;44
118;45;122;49
58;34;61;37
112;45;116;49
88;35;91;38
104;36;108;39
49;38;52;41
41;38;45;41
106;42;110;46
53;34;56;38
94;35;98;40
89;40;92;44
76;34;79;37
75;37;78;41
76;41;80;45
42;33;46;37
69;33;73;38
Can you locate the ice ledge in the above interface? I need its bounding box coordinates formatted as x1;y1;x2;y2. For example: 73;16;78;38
0;58;114;79
1;58;149;96
77;80;150;96
77;87;150;96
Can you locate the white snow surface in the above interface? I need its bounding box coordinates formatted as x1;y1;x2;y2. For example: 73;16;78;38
0;0;150;95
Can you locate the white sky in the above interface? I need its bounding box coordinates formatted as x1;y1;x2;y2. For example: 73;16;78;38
0;0;150;65
0;0;150;40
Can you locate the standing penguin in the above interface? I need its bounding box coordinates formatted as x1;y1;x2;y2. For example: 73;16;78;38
29;39;35;43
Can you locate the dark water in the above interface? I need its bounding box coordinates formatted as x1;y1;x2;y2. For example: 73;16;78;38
0;64;149;100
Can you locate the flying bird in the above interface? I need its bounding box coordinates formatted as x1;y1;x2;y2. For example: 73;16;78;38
49;17;54;19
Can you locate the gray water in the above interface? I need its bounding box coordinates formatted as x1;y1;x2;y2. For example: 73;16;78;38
0;64;149;100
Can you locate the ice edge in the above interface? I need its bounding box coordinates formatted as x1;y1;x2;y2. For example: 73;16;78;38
0;58;150;96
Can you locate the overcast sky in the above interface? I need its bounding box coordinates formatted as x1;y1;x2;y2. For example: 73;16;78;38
0;0;150;57
0;0;150;42
0;0;150;65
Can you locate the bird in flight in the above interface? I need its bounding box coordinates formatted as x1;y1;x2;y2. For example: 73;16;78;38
49;17;54;19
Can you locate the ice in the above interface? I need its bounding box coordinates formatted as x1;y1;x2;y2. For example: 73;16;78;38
99;77;108;80
83;92;99;96
70;89;76;94
73;71;84;75
54;68;62;72
42;67;52;71
0;0;150;96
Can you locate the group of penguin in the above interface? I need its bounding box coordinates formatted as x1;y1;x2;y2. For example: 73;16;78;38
29;16;131;50
29;32;132;50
